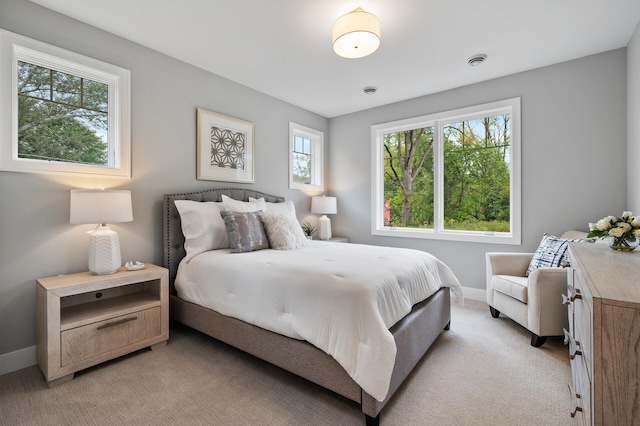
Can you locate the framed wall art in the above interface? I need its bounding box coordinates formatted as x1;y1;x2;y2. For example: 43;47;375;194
196;108;254;183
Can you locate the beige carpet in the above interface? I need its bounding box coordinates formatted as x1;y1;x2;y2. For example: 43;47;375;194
0;300;574;426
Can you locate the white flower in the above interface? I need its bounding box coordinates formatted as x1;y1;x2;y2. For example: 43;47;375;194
632;217;640;228
623;211;634;221
618;222;632;232
609;227;626;237
597;219;611;231
588;222;598;231
635;229;640;237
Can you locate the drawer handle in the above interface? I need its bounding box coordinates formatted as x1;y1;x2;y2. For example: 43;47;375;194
563;285;582;305
563;329;582;359
96;316;138;330
571;404;583;418
570;340;582;360
569;383;583;418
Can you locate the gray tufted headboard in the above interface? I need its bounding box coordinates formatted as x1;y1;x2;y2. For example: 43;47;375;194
163;187;285;294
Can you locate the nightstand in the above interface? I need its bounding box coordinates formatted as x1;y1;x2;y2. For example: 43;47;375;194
36;264;169;387
327;237;349;243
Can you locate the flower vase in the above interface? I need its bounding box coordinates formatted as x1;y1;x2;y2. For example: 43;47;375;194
606;235;639;251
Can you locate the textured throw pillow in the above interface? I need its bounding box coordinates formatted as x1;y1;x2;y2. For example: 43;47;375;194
174;200;228;261
261;212;309;250
221;194;266;212
220;210;270;253
526;233;589;276
249;198;296;216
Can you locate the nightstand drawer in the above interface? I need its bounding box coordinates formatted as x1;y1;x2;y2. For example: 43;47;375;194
61;306;161;366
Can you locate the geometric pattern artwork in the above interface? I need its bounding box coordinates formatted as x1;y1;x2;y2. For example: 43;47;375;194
197;108;253;183
210;126;246;170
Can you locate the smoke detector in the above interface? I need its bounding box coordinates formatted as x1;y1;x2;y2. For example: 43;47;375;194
467;54;487;67
363;86;377;95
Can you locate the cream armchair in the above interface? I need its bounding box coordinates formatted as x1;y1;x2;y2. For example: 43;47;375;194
486;252;569;346
486;231;595;347
485;231;591;347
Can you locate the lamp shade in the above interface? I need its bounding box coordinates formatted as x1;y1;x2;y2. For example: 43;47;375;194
311;196;337;215
332;7;380;59
70;190;133;224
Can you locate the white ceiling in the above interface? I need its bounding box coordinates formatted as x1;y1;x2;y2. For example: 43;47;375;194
30;0;640;118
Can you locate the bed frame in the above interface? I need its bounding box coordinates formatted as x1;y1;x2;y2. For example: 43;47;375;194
163;188;451;425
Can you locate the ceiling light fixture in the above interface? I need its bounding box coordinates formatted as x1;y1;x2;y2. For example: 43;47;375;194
468;54;487;67
332;7;380;59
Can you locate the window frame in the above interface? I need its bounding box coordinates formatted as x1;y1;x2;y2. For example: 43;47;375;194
371;97;521;245
288;121;324;191
0;29;131;178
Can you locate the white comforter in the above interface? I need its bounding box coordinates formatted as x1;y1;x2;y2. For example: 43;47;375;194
175;241;463;401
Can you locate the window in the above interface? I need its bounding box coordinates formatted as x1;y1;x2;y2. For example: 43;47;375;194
289;122;323;190
0;29;131;178
371;98;521;244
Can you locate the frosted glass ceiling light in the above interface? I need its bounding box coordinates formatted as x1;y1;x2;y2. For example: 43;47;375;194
332;7;380;59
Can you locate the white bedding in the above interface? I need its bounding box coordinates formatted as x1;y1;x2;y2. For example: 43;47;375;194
175;241;463;401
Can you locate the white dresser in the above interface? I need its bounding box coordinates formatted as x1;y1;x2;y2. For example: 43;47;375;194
565;243;640;425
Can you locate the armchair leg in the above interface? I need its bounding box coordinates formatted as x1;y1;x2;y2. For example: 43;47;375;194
530;334;547;347
489;306;500;318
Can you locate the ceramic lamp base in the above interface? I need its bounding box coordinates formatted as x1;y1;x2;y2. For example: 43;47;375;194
318;215;332;240
88;225;122;275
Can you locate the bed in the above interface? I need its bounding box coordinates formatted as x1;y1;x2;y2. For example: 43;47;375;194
163;188;462;425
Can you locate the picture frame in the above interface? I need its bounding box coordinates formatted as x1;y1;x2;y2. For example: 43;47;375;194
196;108;254;183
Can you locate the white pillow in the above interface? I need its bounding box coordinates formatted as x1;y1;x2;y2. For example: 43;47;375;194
222;194;266;212
249;197;295;216
260;212;309;250
174;200;229;261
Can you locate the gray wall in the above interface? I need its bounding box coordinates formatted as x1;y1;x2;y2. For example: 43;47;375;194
0;0;633;366
0;0;328;358
629;21;640;212
329;49;628;290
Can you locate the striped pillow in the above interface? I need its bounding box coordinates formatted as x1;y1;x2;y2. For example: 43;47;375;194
526;233;587;276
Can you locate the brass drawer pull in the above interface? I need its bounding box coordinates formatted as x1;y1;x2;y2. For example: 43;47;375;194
96;316;138;330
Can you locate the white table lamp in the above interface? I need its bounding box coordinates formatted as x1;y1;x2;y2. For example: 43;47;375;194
70;189;133;275
311;196;337;240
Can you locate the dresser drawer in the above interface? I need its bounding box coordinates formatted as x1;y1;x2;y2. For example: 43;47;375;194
572;356;591;426
572;271;592;378
61;307;161;366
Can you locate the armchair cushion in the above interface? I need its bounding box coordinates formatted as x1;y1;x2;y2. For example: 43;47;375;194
526;233;590;276
492;275;528;303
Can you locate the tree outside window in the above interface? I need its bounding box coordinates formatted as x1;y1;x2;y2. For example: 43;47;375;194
17;61;109;166
0;30;131;178
372;98;521;244
289;122;323;191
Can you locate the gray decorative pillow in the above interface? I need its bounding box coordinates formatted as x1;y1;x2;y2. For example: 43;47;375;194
261;212;309;250
220;210;270;253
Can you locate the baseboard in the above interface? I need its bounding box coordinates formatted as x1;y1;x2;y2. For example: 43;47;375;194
0;345;37;376
461;286;485;302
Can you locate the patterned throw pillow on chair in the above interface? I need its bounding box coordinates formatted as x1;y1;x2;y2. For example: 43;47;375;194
526;233;590;276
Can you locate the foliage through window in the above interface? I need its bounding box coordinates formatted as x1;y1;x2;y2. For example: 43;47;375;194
17;61;109;165
372;98;521;244
292;135;311;184
289;122;323;190
0;29;131;178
